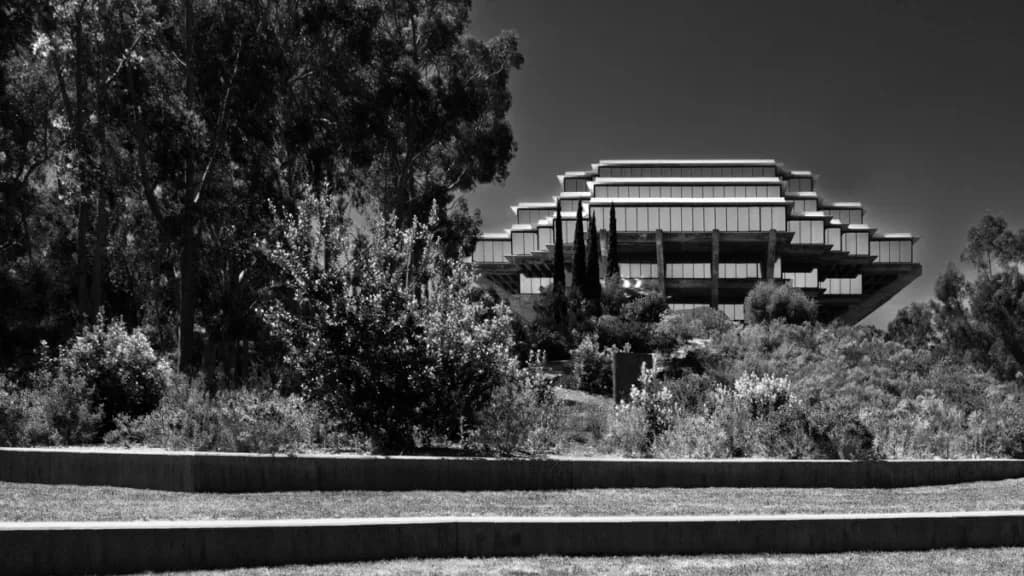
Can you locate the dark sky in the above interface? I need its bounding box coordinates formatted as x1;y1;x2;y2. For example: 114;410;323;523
466;0;1024;326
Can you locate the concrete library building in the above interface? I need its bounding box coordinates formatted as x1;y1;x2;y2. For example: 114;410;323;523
472;159;920;323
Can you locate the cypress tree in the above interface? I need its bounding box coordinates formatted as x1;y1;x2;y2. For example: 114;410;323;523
553;207;565;288
572;203;587;293
586;215;601;299
607;202;620;279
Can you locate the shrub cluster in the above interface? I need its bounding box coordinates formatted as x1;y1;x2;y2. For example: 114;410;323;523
0;317;172;446
468;352;564;456
109;375;318;454
264;202;551;452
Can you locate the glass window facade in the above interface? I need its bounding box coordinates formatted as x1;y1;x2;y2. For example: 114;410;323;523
787;219;825;244
825;227;842;249
620;262;659;278
593;184;781;199
519;275;552;294
472;239;511;263
591;205;786;232
537;227;553;247
598;165;775;178
563;178;589;192
824;208;864;224
870;239;915;263
821;275;863;295
511;231;538;255
517;208;552;225
842;232;870;255
783;269;819;288
560;199;582;213
787;177;814;192
791;199;817;214
719;303;744;321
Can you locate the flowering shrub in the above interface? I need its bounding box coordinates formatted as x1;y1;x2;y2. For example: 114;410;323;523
469;352;564;456
22;371;104;445
263;199;523;451
109;375;316;453
606;368;679;456
571;333;615;394
35;316;171;436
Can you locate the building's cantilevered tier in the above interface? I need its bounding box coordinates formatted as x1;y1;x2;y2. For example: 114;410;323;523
472;160;921;323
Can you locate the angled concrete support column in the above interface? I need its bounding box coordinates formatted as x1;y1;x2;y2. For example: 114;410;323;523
763;229;777;280
711;229;720;309
655;229;666;296
599;230;609;279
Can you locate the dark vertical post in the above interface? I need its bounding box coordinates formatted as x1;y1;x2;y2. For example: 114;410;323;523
764;228;777;280
711;229;720;309
656;229;666;297
599;229;609;279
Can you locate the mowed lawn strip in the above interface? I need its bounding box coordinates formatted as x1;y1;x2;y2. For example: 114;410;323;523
126;549;1024;576
2;479;1024;522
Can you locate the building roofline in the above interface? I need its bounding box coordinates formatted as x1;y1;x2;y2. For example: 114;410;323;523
510;201;557;214
821;201;864;209
593;159;776;168
588;197;788;206
589;177;782;190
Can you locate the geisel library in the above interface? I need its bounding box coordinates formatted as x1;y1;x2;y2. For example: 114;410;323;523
472;159;921;323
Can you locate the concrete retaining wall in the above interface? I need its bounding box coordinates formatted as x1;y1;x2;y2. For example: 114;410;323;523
3;448;1024;492
3;512;1024;576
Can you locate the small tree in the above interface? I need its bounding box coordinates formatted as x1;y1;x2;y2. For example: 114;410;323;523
263;196;522;451
572;203;587;295
550;206;568;330
607;202;620;279
744;281;818;324
586;216;603;313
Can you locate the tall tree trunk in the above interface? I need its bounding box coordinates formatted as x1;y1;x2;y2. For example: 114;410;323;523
91;189;107;320
178;0;197;373
76;199;91;318
179;203;197;373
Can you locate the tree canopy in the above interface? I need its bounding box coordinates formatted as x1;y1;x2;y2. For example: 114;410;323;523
0;0;522;384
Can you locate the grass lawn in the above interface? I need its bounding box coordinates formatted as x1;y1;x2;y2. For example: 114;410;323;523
3;478;1023;522
127;549;1024;575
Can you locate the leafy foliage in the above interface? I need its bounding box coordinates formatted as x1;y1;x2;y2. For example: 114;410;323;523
744;281;818;324
262;198;521;451
109;375;317;454
35;316;171;436
469;353;564;456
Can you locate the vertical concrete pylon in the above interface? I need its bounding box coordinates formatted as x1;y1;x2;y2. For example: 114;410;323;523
764;228;777;280
655;229;666;296
711;229;720;309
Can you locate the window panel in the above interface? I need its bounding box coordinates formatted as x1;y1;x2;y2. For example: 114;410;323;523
681;207;693;231
694;206;704;230
659;206;671;231
637;206;649;230
727;207;738;231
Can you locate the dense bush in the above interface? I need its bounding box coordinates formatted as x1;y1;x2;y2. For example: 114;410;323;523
264;202;525;451
0;377;26;446
653;307;732;350
621;293;668;323
744;281;818;324
22;371;105;446
34;317;171;436
110;375;317;453
606;369;679;456
595;315;652;352
570;334;615;394
469;353;564;455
